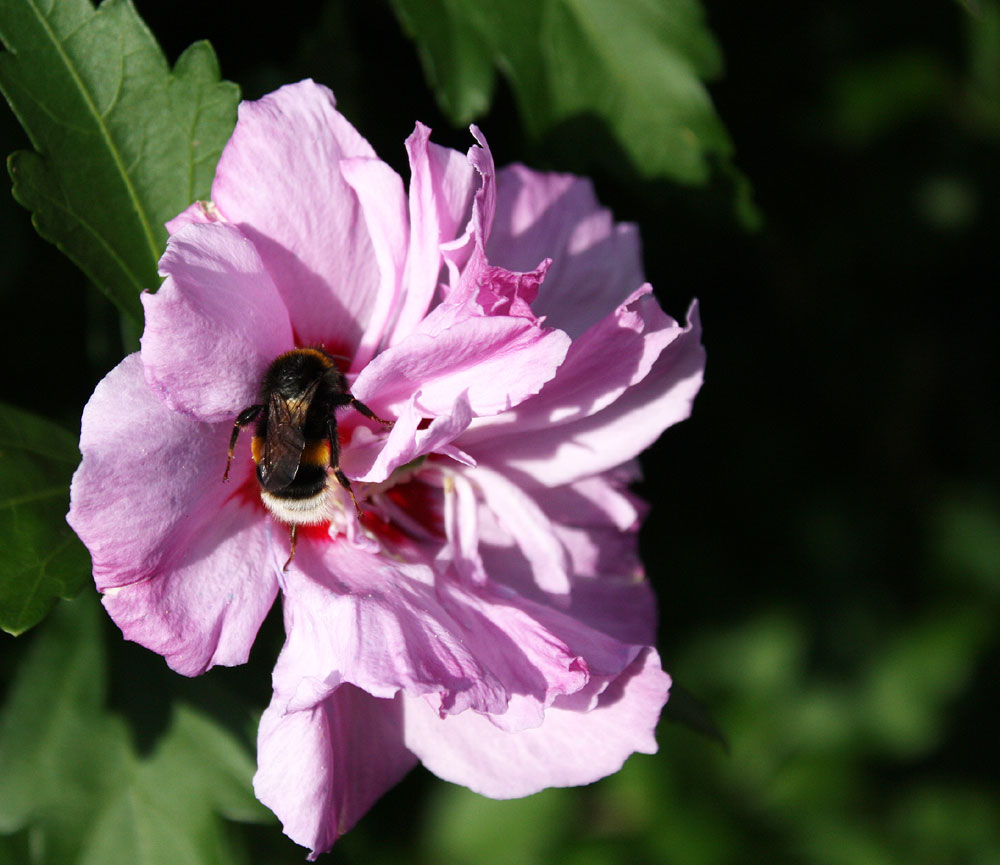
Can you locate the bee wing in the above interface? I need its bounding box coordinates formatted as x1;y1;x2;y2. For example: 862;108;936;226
258;381;320;491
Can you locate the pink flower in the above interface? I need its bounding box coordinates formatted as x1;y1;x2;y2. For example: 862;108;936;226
67;81;704;858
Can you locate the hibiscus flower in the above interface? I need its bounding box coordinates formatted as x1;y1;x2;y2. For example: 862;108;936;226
67;80;704;858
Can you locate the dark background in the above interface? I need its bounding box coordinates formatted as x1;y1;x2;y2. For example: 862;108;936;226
2;1;998;861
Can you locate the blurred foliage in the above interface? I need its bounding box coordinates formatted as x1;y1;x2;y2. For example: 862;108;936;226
1;0;998;862
0;595;271;865
0;404;89;635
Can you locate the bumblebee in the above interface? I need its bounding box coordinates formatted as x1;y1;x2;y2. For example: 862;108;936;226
223;347;393;567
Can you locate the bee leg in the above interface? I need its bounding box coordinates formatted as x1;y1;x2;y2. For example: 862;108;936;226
347;396;395;428
224;405;263;481
333;467;364;521
282;524;298;571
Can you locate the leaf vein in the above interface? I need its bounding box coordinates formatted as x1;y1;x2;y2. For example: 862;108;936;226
0;485;68;510
24;0;162;266
29;179;148;291
10;537;75;627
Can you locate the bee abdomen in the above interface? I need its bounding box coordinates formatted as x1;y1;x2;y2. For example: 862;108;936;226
257;463;328;498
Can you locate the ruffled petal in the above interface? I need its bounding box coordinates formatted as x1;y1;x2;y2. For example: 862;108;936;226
471;300;705;486
273;542;509;716
460;285;680;441
207;80;382;349
255;685;416;860
271;542;638;730
384;124;478;347
345;390;473;484
488;165;644;338
440;127;496;304
141;222;293;423
351;312;571;419
403;648;669;797
67;355;278;675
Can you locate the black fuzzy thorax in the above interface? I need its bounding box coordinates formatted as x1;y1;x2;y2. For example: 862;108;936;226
253;348;352;497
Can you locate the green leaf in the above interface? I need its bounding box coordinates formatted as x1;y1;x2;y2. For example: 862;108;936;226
0;0;238;321
424;784;573;865
0;402;89;635
861;606;993;758
0;595;270;864
390;0;496;124
390;0;734;186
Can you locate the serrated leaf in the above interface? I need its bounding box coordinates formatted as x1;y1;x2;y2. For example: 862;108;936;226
544;0;731;183
0;595;270;865
77;705;269;865
0;0;238;321
391;0;735;186
0;402;89;635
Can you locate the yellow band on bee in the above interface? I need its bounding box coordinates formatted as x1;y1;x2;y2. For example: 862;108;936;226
300;440;331;466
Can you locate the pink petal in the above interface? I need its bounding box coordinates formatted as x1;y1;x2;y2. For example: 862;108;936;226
488;165;644;338
472;472;658;647
474;261;548;320
254;685;416;859
403;648;669;797
471;465;571;595
533;473;646;589
344;390;473;484
474;300;705;486
273;543;509;716
141;222;293;423
441;469;488;586
468;127;497;250
165;198;224;234
439;126;497;307
564;576;659;649
67;355;278;675
100;497;278;676
384;123;478;347
207;80;382;349
476;544;657;652
351;313;571;419
273;543;637;729
340;156;409;369
460;284;678;445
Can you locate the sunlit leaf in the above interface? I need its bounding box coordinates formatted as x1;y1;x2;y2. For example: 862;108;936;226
389;0;495;123
390;0;736;187
0;0;238;321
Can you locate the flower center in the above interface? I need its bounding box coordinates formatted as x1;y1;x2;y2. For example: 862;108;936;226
355;458;447;553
